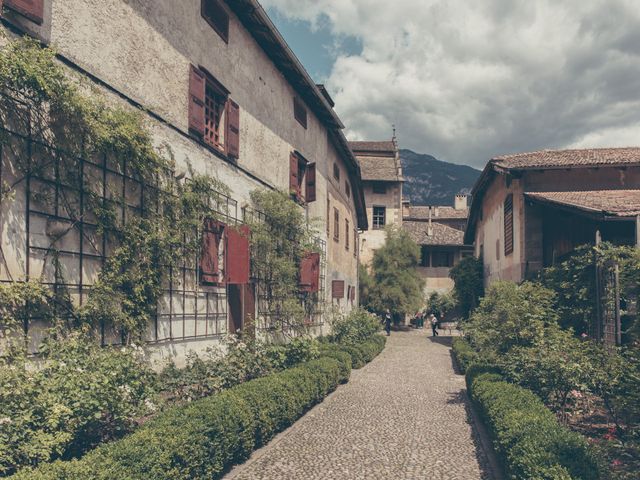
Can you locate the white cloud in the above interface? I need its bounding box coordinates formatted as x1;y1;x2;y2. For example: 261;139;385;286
262;0;640;167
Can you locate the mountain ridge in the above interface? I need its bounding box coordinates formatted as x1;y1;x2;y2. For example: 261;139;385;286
400;149;480;206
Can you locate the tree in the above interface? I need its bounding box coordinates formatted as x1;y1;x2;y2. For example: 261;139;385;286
449;256;484;320
425;291;457;319
362;226;424;317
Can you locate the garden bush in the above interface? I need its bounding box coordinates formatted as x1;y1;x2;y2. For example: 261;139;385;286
0;334;156;477
11;356;349;480
451;337;479;373
468;371;602;480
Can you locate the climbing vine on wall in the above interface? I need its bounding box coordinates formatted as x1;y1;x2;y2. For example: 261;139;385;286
0;36;230;345
247;189;321;336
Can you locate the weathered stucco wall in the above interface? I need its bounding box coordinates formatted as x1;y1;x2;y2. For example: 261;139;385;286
359;181;402;265
473;174;525;285
0;0;362;363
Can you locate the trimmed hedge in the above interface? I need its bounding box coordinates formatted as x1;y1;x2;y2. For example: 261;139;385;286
11;356;348;480
451;337;479;373
11;336;387;480
321;334;386;369
467;369;601;480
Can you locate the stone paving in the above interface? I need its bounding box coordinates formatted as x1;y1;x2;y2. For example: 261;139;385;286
225;330;494;480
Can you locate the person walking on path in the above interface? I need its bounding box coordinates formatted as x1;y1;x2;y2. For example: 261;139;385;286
384;309;392;336
430;314;439;337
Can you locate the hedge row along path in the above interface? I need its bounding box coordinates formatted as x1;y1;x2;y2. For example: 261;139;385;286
225;330;495;480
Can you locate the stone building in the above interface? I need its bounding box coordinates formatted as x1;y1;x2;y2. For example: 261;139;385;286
350;139;403;265
0;0;367;362
402;196;473;296
465;148;640;286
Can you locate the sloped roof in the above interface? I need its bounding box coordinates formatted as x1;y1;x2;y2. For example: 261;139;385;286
407;206;469;220
403;221;468;246
525;190;640;218
492;148;640;171
357;156;400;181
350;141;396;154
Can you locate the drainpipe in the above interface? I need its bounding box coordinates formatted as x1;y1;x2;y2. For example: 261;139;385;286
636;216;640;248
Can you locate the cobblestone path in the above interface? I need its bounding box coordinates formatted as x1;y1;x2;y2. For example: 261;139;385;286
225;330;493;480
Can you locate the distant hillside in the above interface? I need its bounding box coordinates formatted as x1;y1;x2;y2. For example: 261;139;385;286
400;149;480;206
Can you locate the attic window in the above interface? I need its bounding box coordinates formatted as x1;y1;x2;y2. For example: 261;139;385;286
345;181;351;198
372;182;387;194
202;0;229;43
294;97;307;128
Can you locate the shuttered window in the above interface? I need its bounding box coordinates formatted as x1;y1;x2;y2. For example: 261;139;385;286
300;252;320;293
225;225;250;284
289;152;307;202
188;65;206;136
227;100;240;159
333;208;340;241
293;97;307;128
504;194;514;256
345;181;351;198
345;219;349;250
332;280;345;299
351;285;356;302
353;228;357;257
188;66;240;160
5;0;44;24
326;199;330;235
201;219;225;285
201;0;229;43
306;163;316;202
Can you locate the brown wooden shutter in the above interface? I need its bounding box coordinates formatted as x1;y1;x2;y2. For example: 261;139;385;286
5;0;44;24
289;152;299;197
227;99;240;158
306;163;316;202
188;65;206;136
226;225;250;284
351;285;356;301
504;194;514;256
201;219;225;285
332;280;345;299
300;252;320;293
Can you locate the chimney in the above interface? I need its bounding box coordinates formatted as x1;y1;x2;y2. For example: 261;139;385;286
434;206;439;217
455;194;469;211
402;198;411;218
428;207;433;237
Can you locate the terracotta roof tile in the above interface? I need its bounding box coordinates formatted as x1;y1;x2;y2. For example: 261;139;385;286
355;155;401;181
407;206;469;220
525;190;640;217
349;141;396;153
493;148;640;170
403;221;467;246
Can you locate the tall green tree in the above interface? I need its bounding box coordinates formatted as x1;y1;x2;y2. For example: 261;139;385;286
449;256;484;320
361;226;424;317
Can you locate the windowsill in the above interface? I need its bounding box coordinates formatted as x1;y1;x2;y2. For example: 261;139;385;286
191;132;237;164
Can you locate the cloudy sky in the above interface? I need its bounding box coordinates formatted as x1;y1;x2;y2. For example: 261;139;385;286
263;0;640;169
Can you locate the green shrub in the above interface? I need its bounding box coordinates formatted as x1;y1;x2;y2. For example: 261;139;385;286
157;335;319;402
468;371;601;479
451;337;479;373
329;308;381;346
11;356;348;480
0;334;156;477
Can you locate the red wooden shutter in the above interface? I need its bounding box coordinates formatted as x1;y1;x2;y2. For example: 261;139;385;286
504;194;514;256
5;0;44;24
227;99;240;158
306;163;316;202
300;252;320;293
188;65;206;136
226;225;250;284
332;280;345;299
201;219;225;285
289;152;299;197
